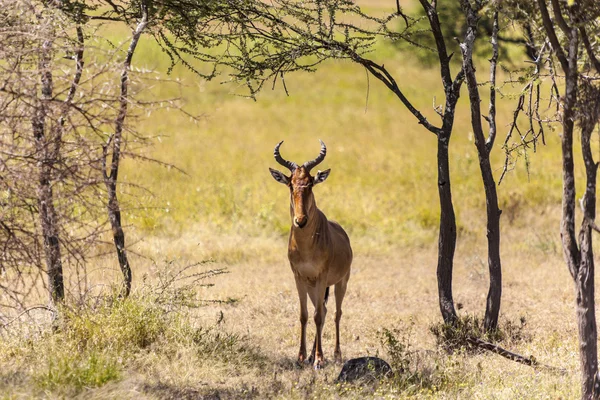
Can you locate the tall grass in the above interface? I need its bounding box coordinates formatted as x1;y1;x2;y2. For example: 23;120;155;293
0;284;265;397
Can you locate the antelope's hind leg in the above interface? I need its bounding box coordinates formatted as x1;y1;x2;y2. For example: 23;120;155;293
295;278;309;365
334;273;350;363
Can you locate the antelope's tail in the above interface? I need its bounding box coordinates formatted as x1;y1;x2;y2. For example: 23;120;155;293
324;287;330;305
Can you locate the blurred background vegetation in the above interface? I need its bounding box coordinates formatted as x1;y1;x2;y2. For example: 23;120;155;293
114;0;566;259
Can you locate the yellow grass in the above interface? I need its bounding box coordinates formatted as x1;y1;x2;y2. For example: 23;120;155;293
0;2;595;398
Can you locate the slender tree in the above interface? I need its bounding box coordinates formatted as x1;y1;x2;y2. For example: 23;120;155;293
538;1;600;396
458;0;502;331
101;1;148;298
0;0;158;307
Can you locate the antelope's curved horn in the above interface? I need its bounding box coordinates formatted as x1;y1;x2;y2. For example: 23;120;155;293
303;140;327;171
273;141;297;171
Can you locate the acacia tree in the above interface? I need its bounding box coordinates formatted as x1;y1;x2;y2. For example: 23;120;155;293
536;1;600;397
505;0;600;396
0;0;165;306
0;1;90;304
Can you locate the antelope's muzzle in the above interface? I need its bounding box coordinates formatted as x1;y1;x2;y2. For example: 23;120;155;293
294;216;308;228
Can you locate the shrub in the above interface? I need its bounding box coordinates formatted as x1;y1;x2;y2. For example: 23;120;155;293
429;314;529;353
0;265;263;397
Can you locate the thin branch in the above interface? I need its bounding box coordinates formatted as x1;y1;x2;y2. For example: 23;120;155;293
0;305;56;330
579;26;600;75
87;15;124;22
550;0;571;36
536;0;569;72
499;86;527;185
485;9;499;153
108;6;149;182
418;0;453;90
396;0;409;28
59;25;84;130
358;57;441;135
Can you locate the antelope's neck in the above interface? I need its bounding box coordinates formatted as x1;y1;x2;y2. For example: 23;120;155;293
289;206;327;248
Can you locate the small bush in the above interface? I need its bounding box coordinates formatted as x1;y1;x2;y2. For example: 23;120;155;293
37;350;121;391
61;297;168;353
430;314;529;353
377;325;453;395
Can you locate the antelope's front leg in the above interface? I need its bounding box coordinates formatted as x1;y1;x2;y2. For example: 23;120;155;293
309;283;328;369
295;278;309;365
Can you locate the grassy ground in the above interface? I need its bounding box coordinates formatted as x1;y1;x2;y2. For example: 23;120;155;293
0;2;593;398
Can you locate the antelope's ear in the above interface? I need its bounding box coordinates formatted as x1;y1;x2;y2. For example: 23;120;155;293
314;169;330;185
269;168;289;185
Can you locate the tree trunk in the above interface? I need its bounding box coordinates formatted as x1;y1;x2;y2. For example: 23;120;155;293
577;86;600;399
106;181;131;297
557;22;600;399
36;142;64;303
103;5;148;297
459;2;502;331
436;127;457;324
33;38;64;303
481;164;501;331
577;218;599;399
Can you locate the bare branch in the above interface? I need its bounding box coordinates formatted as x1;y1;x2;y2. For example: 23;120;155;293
358;58;441;135
418;0;453;91
550;0;571;35
579;26;600;74
485;9;499;153
537;0;569;72
467;336;565;373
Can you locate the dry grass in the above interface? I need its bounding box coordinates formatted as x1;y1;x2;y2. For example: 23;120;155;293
120;221;578;399
0;1;594;398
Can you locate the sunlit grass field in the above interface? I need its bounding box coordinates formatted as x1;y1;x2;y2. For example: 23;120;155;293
123;31;566;251
0;2;595;398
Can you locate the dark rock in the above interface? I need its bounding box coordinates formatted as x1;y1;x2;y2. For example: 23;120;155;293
336;357;393;383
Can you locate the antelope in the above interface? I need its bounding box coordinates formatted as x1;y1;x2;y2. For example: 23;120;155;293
269;140;353;369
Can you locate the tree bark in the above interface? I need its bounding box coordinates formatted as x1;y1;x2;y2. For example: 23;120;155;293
548;11;600;397
103;5;148;297
436;127;458;324
459;1;502;332
33;37;64;303
576;83;600;400
417;0;464;325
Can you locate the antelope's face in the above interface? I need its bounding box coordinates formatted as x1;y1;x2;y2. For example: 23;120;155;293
269;140;330;229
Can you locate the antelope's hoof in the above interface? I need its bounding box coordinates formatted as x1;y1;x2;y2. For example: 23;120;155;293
313;359;324;370
334;352;343;364
297;352;309;367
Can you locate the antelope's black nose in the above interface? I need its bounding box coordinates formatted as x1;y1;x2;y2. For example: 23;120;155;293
295;216;307;228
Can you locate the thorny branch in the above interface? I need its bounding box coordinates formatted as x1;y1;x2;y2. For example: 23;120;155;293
499;43;550;185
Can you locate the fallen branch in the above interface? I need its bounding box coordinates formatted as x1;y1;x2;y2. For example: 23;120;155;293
467;335;566;374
